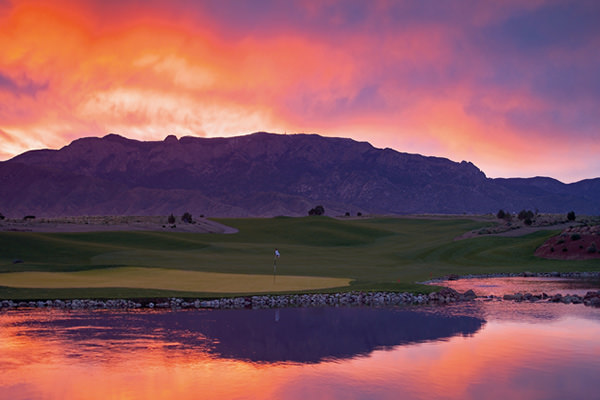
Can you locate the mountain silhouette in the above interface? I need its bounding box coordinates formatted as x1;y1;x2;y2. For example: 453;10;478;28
1;132;598;217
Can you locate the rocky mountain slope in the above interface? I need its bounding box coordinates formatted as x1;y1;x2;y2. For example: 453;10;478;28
0;132;598;217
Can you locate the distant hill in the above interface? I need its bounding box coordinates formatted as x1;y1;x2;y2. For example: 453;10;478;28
0;132;598;217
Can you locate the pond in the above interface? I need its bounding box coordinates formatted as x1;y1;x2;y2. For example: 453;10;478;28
433;275;600;297
1;298;600;399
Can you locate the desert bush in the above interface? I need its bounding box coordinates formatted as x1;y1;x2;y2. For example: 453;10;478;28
181;212;193;223
357;212;362;217
308;205;325;216
588;243;597;253
567;211;576;221
518;209;534;221
571;233;581;241
0;213;4;220
168;214;176;224
496;209;506;219
345;212;350;217
23;215;36;220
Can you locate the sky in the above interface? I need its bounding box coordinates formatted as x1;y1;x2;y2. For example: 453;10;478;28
0;0;599;182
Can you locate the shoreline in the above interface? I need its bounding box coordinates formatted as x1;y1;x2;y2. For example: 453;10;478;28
2;271;600;310
422;270;600;284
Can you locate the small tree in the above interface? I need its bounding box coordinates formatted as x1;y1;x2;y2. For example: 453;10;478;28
0;212;5;220
567;211;576;221
168;214;176;224
518;209;534;221
181;212;193;223
496;209;506;220
308;205;325;216
345;212;350;217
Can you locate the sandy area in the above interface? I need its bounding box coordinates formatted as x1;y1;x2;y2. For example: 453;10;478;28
0;216;238;234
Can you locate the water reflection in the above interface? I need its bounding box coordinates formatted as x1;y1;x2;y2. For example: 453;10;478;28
437;276;600;296
4;307;484;363
1;304;599;400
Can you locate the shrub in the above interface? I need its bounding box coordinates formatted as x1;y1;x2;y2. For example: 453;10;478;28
357;212;362;217
308;205;325;216
168;214;176;224
345;212;350;217
0;212;4;220
571;233;581;241
181;212;193;223
588;243;597;253
567;211;576;221
23;215;36;220
518;209;534;221
496;209;506;219
524;218;533;226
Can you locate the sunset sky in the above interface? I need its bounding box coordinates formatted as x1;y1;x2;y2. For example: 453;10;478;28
1;0;599;182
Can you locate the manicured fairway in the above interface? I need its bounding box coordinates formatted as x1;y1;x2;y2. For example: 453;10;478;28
1;216;599;299
0;266;351;293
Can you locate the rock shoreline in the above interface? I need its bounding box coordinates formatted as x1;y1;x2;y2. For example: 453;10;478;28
1;286;599;311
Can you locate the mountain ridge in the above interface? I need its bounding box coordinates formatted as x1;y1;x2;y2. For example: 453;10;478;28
1;132;598;217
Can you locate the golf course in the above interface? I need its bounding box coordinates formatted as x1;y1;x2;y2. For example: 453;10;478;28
1;216;599;300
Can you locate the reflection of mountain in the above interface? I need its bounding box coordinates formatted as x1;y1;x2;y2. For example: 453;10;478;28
15;307;485;363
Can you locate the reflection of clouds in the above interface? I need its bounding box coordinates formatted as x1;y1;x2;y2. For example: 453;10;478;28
4;307;484;364
438;277;600;297
2;305;600;400
441;299;600;325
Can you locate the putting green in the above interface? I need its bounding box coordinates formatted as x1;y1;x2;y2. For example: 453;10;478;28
0;266;352;293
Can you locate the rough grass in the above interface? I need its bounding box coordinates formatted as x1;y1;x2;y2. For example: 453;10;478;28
1;216;598;299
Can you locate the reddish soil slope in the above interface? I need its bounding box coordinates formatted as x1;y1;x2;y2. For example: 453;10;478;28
535;225;600;260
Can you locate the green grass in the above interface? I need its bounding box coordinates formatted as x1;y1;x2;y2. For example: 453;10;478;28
1;216;598;299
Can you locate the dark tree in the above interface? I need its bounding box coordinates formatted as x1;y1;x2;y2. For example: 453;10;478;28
345;212;350;217
0;212;5;220
496;209;506;219
357;212;362;217
182;212;193;223
308;205;325;216
518;209;534;221
168;214;176;224
567;211;576;221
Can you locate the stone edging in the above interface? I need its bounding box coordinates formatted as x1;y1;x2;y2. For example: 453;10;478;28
1;287;599;310
1;271;599;311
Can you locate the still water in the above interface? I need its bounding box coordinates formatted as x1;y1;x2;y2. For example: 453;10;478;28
1;300;599;400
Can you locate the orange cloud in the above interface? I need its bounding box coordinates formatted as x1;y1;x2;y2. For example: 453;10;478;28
1;0;599;182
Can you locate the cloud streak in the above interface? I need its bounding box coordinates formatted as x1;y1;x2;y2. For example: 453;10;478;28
0;0;599;182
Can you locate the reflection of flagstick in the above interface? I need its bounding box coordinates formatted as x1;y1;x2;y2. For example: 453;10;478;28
273;257;277;283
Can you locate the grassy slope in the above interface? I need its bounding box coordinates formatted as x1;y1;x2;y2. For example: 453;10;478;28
1;216;598;299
